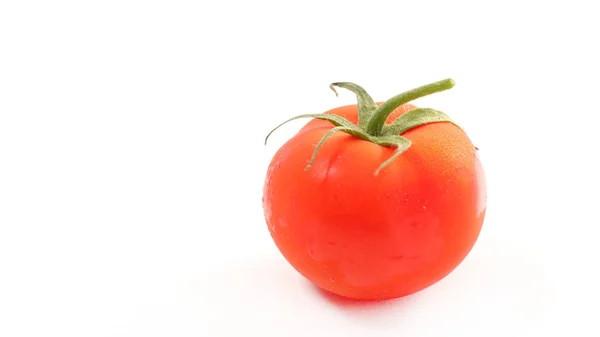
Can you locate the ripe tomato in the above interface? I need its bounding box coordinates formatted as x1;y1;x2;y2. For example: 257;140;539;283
263;79;486;300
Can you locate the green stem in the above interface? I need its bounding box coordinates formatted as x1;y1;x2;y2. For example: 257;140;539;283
265;78;458;176
305;126;349;171
264;113;358;145
329;82;378;129
365;78;455;136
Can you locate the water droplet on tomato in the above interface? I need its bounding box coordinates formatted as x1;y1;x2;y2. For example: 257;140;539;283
277;217;289;228
329;277;336;283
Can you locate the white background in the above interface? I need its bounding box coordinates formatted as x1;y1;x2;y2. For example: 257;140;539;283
1;1;598;336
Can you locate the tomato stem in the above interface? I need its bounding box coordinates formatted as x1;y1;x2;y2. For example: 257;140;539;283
365;79;455;136
265;78;458;176
329;82;378;129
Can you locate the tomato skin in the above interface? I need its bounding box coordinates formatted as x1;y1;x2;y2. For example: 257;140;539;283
263;104;486;300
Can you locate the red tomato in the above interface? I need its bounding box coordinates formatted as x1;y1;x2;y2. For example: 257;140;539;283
263;80;486;300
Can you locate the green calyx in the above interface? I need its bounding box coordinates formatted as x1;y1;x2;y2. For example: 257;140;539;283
265;78;458;175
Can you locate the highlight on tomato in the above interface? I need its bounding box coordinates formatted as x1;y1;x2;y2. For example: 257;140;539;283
263;78;486;300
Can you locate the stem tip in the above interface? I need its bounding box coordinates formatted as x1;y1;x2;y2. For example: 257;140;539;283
329;84;339;97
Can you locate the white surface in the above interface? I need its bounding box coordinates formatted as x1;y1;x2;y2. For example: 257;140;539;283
1;1;598;336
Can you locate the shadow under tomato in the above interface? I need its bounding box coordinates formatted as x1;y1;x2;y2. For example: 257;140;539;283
311;285;415;307
306;282;424;325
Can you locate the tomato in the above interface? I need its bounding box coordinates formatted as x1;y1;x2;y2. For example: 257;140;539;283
263;79;486;300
